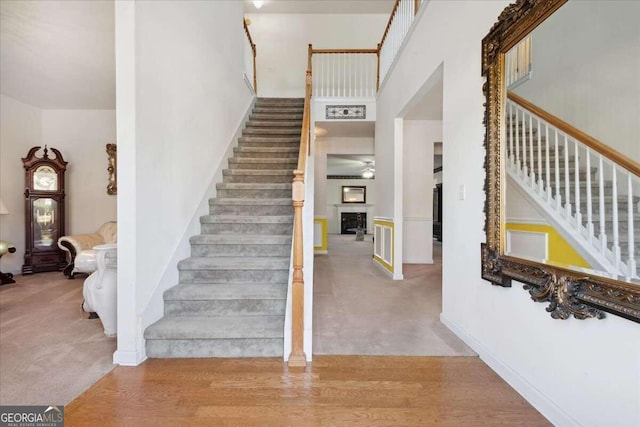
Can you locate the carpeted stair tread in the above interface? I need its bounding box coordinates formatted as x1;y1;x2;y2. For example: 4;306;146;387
178;256;289;270
164;283;286;301
247;120;302;128
234;146;299;154
250;113;303;121
190;234;291;245
223;169;294;175
145;316;284;340
216;183;292;190
210;198;292;206
243;127;300;135
200;215;293;224
239;136;300;143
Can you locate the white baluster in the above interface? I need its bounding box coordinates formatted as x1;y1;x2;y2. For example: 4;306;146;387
586;148;594;242
564;134;572;218
537;118;542;193
612;166;621;267
514;107;520;174
574;140;582;229
545;123;551;202
529;113;534;186
598;155;607;253
522;110;527;178
554;129;561;211
627;173;636;276
508;102;514;169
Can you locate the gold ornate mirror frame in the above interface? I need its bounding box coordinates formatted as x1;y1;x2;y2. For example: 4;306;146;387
480;0;640;323
106;143;117;195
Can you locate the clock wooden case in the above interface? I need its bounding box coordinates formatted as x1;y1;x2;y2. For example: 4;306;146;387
22;146;68;274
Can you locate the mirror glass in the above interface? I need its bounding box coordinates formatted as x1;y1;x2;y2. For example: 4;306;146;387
33;198;58;249
502;1;640;284
342;186;366;203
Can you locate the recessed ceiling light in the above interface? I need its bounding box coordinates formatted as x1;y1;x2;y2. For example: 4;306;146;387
253;0;264;9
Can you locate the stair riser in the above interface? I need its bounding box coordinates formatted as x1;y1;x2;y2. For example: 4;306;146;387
202;223;292;235
228;160;298;170
234;150;299;159
192;244;291;257
210;205;293;216
165;299;286;316
217;189;292;198
179;269;289;284
223;174;293;184
255;101;303;108
146;338;283;358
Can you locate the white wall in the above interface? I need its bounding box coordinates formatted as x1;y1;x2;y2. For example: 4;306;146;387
245;14;388;97
0;95;42;275
376;1;640;426
512;0;640;162
403;120;439;263
41;110;117;233
115;0;254;364
0;94;116;275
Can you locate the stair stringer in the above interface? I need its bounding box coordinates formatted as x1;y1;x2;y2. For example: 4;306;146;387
137;96;257;359
506;171;623;278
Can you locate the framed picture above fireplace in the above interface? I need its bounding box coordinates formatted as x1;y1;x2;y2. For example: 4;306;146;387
341;186;366;204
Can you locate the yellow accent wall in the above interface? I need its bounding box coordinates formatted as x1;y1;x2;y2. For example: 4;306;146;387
506;223;591;269
314;218;328;252
373;219;394;273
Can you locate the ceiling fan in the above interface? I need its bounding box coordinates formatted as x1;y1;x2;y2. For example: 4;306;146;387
362;161;375;179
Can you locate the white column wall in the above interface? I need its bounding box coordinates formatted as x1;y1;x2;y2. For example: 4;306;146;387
403;120;440;264
114;0;253;365
375;1;640;426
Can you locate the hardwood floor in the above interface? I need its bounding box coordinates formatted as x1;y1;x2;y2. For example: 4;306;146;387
66;356;549;426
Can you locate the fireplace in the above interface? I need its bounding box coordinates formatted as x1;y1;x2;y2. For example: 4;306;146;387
341;212;367;234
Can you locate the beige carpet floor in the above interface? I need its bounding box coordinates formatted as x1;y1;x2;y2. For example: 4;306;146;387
313;234;475;356
0;271;116;405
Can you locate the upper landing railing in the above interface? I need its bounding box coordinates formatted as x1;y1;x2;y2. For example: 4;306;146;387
312;0;424;98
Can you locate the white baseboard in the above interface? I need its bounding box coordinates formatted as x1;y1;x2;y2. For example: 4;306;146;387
113;349;146;366
440;313;580;427
314;250;328;255
403;257;433;264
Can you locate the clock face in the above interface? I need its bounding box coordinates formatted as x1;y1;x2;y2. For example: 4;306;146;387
33;166;58;191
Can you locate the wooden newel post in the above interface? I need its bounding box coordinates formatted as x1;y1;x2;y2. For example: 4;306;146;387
288;170;307;367
252;44;257;95
376;43;381;92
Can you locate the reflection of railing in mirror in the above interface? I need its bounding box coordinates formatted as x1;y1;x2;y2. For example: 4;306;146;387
505;92;639;281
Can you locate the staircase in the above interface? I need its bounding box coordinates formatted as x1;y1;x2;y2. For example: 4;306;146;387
145;98;304;357
505;96;640;279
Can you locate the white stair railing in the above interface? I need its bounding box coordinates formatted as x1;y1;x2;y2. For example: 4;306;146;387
312;50;378;98
378;0;422;85
506;92;639;280
243;19;257;93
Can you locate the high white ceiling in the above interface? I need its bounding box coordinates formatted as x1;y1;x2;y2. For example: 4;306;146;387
0;0;115;109
244;0;394;14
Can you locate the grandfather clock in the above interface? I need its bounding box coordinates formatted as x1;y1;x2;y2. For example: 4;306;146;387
22;146;68;274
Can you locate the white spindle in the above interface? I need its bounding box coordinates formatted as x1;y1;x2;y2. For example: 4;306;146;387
574;140;581;228
627;174;636;275
545;123;551;201
564;134;572;218
515;108;521;173
598;155;607;252
612;166;620;265
522;109;527;177
537;119;542;193
586;149;594;241
554;130;561;210
509;103;514;168
529;113;534;186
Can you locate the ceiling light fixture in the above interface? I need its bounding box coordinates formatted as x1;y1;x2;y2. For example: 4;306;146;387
362;161;375;179
253;0;264;9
